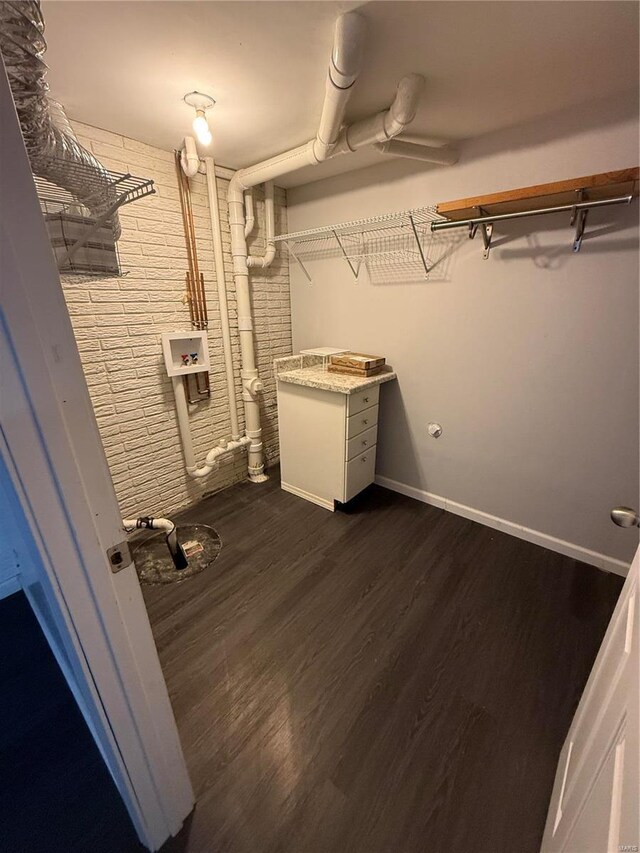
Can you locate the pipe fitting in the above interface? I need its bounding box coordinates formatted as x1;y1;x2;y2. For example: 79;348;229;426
180;136;200;178
329;12;366;89
375;139;459;165
383;74;424;137
247;182;276;268
244;189;255;237
122;516;187;571
243;375;263;397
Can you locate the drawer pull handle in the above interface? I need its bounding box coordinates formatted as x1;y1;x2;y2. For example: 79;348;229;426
361;456;367;462
363;419;368;425
362;440;367;446
363;396;369;403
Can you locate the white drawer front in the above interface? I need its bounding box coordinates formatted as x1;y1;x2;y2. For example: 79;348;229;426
346;424;378;460
347;405;379;440
347;385;380;417
344;445;377;502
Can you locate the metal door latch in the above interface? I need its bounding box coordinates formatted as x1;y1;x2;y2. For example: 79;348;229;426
107;540;133;573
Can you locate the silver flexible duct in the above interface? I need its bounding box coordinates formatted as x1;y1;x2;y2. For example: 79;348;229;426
0;0;121;237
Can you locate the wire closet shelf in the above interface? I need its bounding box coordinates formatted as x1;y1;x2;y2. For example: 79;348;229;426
34;162;155;281
274;206;448;282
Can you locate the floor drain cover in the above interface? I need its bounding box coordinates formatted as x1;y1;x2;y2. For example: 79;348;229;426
133;523;221;585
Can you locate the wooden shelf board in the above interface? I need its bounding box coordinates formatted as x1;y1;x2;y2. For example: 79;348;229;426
436;168;639;221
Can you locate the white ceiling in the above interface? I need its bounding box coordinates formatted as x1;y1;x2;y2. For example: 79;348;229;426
42;1;639;188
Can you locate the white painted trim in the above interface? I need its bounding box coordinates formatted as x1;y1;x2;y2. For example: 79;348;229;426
0;573;21;600
375;475;630;577
0;64;193;850
281;481;335;511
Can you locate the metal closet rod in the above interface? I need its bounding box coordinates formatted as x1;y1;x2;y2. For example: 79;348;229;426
430;194;633;231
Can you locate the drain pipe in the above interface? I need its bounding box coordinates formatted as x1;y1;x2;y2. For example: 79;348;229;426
375;139;459;165
227;182;268;482
226;12;427;483
313;11;366;161
247;181;275;268
180;135;200;178
122;517;188;571
204;154;241;439
171;375;250;478
331;73;424;156
244;189;255;237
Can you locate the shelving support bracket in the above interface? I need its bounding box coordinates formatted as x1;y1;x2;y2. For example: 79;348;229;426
332;229;359;280
467;207;493;259
284;240;313;284
571;189;588;253
408;213;430;277
481;223;494;259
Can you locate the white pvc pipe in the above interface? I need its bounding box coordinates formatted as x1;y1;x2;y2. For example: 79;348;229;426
223;18;435;485
375;139;459;165
247;181;276;268
122;517;175;535
122;516;187;569
227;179;268;482
180;136;199;178
171;375;250;478
204;155;241;440
313;12;366;161
244;189;255;237
332;73;424;156
172;375;197;470
231;141;318;191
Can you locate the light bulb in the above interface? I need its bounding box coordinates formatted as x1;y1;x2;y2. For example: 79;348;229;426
193;110;211;145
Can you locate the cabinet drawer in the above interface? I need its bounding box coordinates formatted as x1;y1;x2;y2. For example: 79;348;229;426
347;385;380;417
346;424;378;460
344;445;377;502
347;405;378;440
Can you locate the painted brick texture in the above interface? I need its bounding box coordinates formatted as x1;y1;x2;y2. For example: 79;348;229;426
62;121;292;518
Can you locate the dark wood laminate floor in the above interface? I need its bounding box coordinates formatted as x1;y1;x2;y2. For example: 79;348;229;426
143;473;623;853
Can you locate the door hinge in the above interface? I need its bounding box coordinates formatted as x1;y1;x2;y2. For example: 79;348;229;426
107;540;133;573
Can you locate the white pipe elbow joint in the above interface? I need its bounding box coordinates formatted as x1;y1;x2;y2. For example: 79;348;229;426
384;74;425;138
180;136;200;178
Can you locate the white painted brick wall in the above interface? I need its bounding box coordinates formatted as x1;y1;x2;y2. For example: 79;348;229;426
62;121;292;518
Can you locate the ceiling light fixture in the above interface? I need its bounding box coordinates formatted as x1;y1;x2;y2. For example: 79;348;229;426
183;91;215;147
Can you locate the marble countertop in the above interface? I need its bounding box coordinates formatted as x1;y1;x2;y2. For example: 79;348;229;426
275;355;396;395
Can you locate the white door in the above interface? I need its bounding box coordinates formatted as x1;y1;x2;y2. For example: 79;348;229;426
541;544;639;853
0;60;194;850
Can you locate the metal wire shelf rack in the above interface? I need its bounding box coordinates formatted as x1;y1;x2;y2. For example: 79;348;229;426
34;164;155;280
274;206;447;282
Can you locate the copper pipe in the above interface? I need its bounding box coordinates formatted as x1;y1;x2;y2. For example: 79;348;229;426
199;272;208;325
185;271;195;327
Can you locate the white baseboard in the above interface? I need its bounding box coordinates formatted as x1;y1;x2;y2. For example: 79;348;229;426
375;475;629;577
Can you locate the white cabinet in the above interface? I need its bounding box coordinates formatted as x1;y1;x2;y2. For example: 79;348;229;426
277;380;387;510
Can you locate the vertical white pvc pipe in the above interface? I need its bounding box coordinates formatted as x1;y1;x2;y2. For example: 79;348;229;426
228;178;267;482
171;375;196;471
204;156;241;440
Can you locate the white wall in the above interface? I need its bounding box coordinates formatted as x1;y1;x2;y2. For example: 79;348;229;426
288;93;639;567
61;122;291;518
